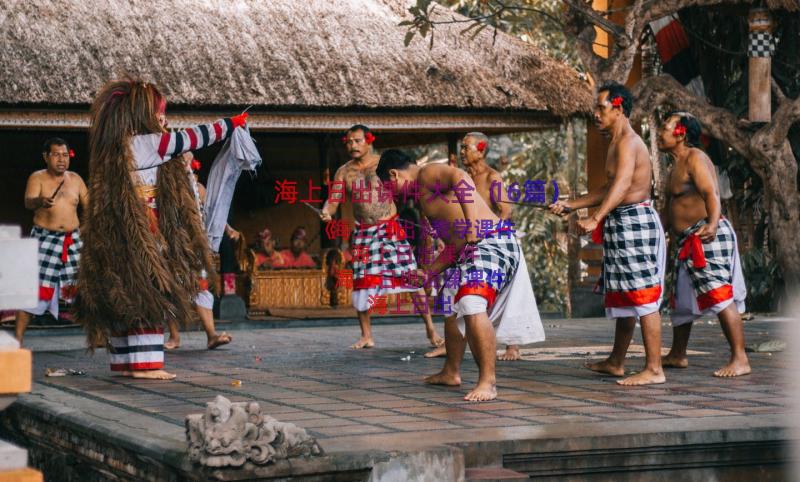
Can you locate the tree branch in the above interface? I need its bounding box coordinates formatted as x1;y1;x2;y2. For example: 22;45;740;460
771;76;787;103
560;0;627;40
764;93;800;148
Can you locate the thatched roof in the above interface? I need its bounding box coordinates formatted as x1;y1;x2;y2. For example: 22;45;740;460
765;0;799;11
0;0;592;118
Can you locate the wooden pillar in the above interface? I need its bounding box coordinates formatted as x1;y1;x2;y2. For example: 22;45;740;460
748;8;773;122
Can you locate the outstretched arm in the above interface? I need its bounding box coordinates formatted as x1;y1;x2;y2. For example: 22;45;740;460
132;113;248;171
321;166;346;222
157;114;248;160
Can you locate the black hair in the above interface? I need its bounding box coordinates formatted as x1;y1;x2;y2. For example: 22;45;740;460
665;111;702;147
377;149;414;182
42;137;69;154
346;124;371;136
597;82;633;117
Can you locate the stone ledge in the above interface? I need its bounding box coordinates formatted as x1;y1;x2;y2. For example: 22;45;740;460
0;384;464;481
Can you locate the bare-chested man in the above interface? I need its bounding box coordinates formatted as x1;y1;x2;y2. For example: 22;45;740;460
657;112;750;377
16;138;88;344
378;149;541;401
425;132;544;361
320;125;443;349
550;83;667;386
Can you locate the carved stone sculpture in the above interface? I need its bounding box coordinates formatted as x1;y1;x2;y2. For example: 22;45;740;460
186;395;323;467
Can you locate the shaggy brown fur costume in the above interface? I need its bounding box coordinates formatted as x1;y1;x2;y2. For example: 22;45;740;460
76;79;217;349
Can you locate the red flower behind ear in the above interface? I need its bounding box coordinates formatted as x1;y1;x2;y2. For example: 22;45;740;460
69;149;75;158
611;96;623;107
341;135;348;144
673;124;687;137
476;141;487;152
365;132;376;144
191;160;201;171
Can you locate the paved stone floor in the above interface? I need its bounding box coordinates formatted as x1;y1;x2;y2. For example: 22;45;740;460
16;316;791;453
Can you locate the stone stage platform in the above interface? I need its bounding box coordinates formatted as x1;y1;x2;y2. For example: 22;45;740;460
0;316;794;481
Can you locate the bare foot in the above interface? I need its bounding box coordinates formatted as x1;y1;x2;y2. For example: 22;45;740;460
464;382;497;402
662;353;689;368
424;345;447;358
125;370;176;380
714;357;751;377
616;368;665;386
585;358;625;377
424;370;461;386
350;337;374;349
164;338;180;350
207;332;232;350
427;331;445;348
498;345;521;361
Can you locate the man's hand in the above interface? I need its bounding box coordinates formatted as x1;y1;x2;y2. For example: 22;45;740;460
231;112;249;128
577;216;599;235
39;195;55;209
695;222;718;243
409;268;428;289
549;200;572;217
224;225;241;241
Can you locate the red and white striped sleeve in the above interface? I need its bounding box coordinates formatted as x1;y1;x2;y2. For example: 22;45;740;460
156;118;234;159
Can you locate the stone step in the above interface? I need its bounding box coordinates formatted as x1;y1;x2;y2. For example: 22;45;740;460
466;466;528;481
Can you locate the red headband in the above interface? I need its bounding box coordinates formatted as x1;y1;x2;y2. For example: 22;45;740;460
341;132;376;145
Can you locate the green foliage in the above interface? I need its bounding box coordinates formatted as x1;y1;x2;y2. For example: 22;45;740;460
405;0;583;69
502;121;587;313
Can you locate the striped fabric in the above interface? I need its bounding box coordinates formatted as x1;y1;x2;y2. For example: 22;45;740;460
131;118;234;185
649;15;705;99
108;328;165;371
157;119;234;159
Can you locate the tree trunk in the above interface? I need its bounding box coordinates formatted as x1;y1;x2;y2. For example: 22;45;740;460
759;144;800;292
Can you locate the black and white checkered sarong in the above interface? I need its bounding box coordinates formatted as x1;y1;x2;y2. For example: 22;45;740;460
675;218;736;297
601;202;663;294
31;226;82;294
443;232;521;294
351;217;417;288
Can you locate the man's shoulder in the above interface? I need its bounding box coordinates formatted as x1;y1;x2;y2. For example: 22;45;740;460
687;147;711;164
486;166;502;180
28;169;47;179
620;130;647;149
66;171;86;182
